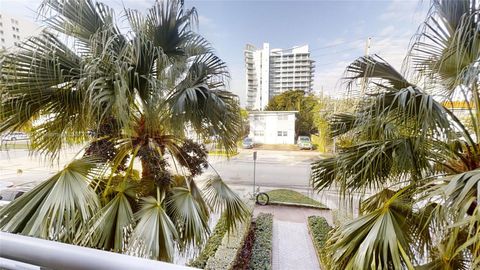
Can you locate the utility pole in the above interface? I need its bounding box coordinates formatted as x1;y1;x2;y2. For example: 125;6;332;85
361;37;372;95
333;101;337;154
253;151;257;195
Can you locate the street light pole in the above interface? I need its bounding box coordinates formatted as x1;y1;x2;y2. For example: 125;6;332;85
253;151;257;194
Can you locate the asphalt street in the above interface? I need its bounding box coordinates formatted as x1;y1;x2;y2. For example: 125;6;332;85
0;147;361;213
204;149;321;189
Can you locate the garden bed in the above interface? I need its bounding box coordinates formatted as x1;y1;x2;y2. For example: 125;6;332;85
189;214;229;269
233;213;273;270
307;216;333;267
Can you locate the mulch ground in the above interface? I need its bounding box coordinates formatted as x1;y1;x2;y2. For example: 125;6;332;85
232;222;256;270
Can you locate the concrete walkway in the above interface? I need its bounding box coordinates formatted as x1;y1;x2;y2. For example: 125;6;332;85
253;205;332;270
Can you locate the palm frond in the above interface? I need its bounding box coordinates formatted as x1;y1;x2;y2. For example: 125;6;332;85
311;138;434;193
167;186;210;249
77;180;136;252
203;176;249;231
323;189;416;269
127;189;178;262
0;158;100;242
344;55;413;91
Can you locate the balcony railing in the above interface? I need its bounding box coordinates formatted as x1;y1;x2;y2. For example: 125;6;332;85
0;232;196;270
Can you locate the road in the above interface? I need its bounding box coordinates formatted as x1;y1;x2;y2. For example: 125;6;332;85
204;149;321;189
0;147;361;213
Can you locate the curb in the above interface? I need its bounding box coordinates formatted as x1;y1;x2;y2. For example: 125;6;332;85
267;201;330;210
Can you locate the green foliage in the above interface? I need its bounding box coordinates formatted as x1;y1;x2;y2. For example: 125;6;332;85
265;90;319;136
0;158;100;242
307;216;332;266
323;190;416;270
311;1;480;268
239;108;250;140
249;213;273;270
0;0;248;263
189;214;229;269
266;189;328;209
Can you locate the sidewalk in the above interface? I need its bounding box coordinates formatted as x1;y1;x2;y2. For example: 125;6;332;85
253;205;332;270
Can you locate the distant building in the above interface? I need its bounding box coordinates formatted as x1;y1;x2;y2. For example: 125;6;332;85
245;43;315;110
0;12;40;51
248;111;297;144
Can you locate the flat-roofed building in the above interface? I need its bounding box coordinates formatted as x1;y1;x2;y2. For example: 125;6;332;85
248;111;297;144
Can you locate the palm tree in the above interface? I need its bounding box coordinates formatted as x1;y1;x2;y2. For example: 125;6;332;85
0;0;248;262
311;0;480;269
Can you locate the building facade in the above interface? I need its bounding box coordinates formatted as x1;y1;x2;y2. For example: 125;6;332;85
0;13;40;51
245;43;315;110
248;111;297;145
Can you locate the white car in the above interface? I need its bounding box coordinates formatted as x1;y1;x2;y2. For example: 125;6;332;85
1;132;29;141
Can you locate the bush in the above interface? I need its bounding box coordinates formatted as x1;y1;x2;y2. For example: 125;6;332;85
249;213;273;270
307;216;333;266
189;214;228;268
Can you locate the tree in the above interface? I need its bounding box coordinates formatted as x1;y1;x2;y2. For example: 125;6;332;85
265;90;318;136
239;108;250;139
311;0;480;268
0;0;248;262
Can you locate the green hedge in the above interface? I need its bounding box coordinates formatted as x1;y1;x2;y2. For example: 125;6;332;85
307;216;333;266
189;214;228;269
249;213;273;270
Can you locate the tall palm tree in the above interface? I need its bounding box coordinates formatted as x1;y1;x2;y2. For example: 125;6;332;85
311;0;480;269
0;0;248;262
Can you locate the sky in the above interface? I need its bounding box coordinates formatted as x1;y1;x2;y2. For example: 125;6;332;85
0;0;429;106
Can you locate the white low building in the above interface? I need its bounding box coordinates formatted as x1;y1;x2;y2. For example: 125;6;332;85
248;111;297;144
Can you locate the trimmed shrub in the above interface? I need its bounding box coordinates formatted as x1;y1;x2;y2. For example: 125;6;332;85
307;216;333;266
189;214;228;268
249;213;273;270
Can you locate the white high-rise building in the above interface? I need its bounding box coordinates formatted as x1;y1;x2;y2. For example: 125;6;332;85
245;43;315;110
0;12;40;51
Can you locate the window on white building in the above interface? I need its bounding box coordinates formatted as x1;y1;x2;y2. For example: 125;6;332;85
277;131;288;137
254;130;264;136
254;115;265;121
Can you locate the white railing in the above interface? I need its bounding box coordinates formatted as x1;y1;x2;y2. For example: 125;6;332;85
0;232;197;270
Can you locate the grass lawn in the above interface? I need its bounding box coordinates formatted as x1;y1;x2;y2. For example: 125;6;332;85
0;142;30;150
208;149;239;156
266;189;328;209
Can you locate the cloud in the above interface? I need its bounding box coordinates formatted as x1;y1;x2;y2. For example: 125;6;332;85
379;0;426;23
380;25;395;36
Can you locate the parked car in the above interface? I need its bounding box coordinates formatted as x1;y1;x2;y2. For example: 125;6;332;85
242;137;255;149
1;132;29;141
297;136;313;150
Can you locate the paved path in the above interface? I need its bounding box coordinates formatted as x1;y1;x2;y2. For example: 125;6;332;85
253;205;332;270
